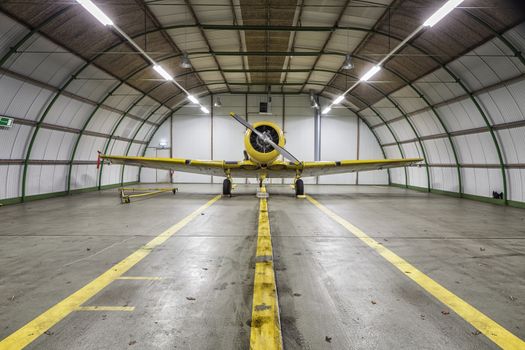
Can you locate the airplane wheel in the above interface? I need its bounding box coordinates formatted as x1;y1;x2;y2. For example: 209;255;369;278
295;179;304;196
223;178;232;196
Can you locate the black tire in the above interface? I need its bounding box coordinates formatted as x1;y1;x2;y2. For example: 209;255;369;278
223;178;232;196
295;179;304;196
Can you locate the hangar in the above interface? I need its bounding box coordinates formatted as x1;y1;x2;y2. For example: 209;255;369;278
0;0;524;349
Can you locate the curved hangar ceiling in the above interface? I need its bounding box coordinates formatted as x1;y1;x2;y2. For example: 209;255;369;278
0;0;524;206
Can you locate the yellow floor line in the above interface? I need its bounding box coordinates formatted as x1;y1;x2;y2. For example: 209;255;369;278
0;195;221;350
306;195;525;350
75;306;135;312
117;276;162;280
250;187;283;350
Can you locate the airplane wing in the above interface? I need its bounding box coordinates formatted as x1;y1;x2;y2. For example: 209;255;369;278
99;154;236;177
261;158;422;178
100;154;422;178
296;158;422;177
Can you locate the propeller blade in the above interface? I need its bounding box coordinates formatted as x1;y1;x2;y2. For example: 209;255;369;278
230;112;265;139
264;138;301;165
230;112;300;165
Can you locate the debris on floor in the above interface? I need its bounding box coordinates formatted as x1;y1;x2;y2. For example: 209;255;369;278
441;311;450;315
186;297;196;301
371;300;377;305
325;336;332;343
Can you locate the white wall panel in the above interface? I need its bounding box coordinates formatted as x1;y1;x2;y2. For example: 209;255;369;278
407;167;427;188
390;168;406;185
45;95;95;128
0;80;53;121
66;66;118;102
453;133;500;164
172;109;211;183
70;165;98;190
508;169;525;202
476;81;525;125
0;124;32;159
212;112;247;183
74;135;107;161
319;113;358;184
423;139;455;164
30;129;75;160
114;116;142;139
436;100;484;132
374;125;395;144
26;165;68;195
358;120;388;184
409;111;445;137
85;110;122;134
0;165;22;200
141;148;157;183
462;168;503;197
389;119;416;141
105;85;142;111
497;127;525;164
430;167;458;192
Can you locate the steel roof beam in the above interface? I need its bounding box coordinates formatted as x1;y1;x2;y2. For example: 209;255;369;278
184;0;232;93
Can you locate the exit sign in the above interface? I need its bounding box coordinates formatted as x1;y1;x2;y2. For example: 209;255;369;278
0;116;13;128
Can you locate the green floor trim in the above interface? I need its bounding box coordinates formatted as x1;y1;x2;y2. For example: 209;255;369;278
391;183;524;208
0;182;138;206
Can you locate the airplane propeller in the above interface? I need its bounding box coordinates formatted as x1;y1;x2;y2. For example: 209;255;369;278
230;112;300;165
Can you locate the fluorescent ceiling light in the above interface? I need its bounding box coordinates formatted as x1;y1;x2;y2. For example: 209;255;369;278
360;65;381;82
76;0;113;26
200;106;210;114
333;95;345;105
187;95;199;104
153;65;173;81
322;106;331;114
423;0;464;27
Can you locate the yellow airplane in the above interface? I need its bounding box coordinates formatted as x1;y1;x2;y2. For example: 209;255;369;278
100;112;422;196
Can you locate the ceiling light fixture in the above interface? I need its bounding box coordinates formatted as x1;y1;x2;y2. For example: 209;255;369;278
180;53;192;69
360;65;381;82
423;0;464;27
333;95;345;105
187;95;199;104
200;106;210;114
153;65;173;81
76;0;113;26
322;106;331;114
342;54;354;70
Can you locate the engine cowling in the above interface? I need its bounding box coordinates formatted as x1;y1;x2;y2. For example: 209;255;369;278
244;121;285;164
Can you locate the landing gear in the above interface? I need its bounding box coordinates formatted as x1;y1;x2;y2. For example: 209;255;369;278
223;178;232;196
295;179;304;196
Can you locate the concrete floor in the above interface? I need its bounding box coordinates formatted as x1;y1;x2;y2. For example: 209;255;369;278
0;184;523;349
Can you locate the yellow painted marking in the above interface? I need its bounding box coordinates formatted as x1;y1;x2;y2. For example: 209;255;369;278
0;195;221;350
117;276;162;280
306;195;525;350
75;306;135;312
250;186;283;350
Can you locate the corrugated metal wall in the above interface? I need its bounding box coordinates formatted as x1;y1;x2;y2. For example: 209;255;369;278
1;10;524;207
358;23;525;205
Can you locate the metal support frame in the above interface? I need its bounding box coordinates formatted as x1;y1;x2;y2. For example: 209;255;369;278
184;0;231;93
